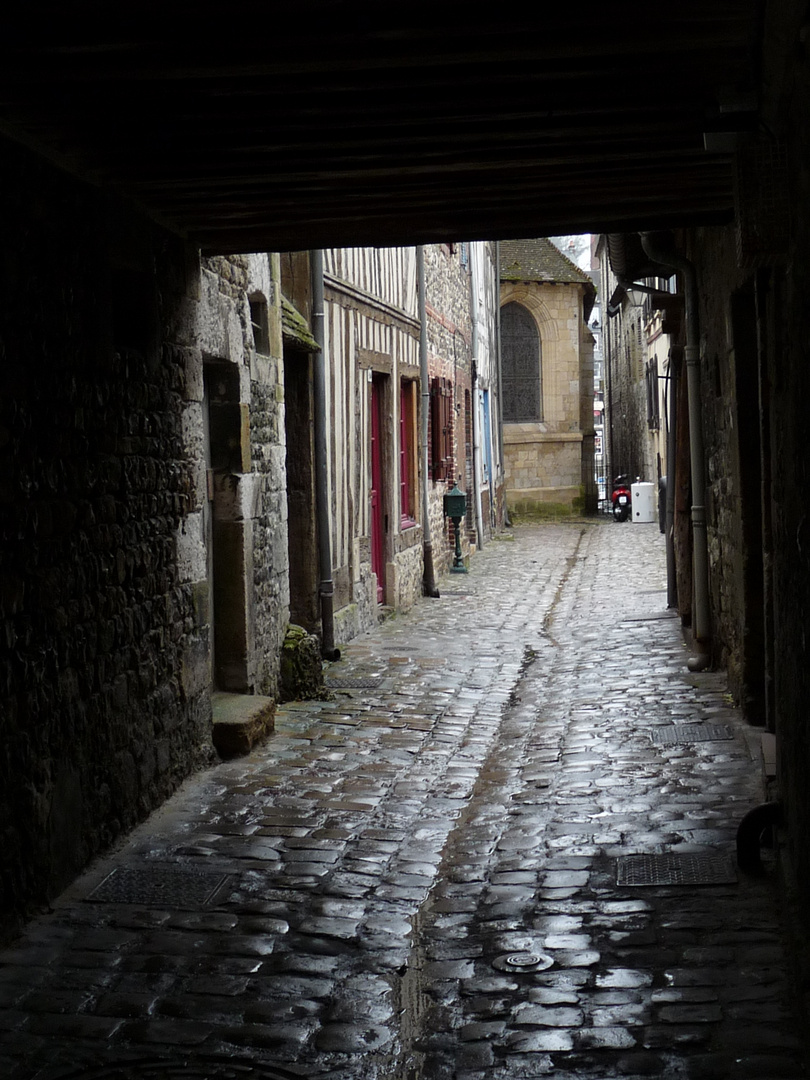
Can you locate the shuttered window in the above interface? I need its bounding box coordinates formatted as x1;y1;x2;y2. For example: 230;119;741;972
430;377;454;481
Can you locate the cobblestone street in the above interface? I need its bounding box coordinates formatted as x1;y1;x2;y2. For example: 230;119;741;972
1;521;806;1080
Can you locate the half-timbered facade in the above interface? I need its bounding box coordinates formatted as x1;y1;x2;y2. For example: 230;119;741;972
323;247;424;638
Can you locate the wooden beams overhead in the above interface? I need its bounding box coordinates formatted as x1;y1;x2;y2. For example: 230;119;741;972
0;3;760;251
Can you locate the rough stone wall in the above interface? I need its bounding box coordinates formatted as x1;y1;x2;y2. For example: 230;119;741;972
425;244;473;570
687;227;748;693
0;145;291;940
604;300;649;482
664;16;810;924
182;253;288;699
0;143;213;938
246;254;288;695
746;19;810;914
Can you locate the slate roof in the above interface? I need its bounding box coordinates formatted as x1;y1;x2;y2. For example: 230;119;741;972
500;239;592;285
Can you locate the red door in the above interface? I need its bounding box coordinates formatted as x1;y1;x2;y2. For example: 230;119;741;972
370;377;384;603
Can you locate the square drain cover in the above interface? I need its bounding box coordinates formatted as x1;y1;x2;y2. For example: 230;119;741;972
86;867;231;907
649;724;733;745
617;853;737;887
324;676;381;689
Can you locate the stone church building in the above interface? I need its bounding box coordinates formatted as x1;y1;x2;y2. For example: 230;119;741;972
499;239;596;515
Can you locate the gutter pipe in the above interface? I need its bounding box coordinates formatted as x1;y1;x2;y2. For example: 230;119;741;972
311;249;340;660
417;246;440;597
469;246;485;551
640;233;710;666
665;348;678;609
495;241;507;525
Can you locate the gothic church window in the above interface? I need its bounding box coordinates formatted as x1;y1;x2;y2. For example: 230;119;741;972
501;302;542;422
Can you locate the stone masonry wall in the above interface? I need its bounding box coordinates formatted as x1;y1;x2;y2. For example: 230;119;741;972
201;253;288;698
0;142;213;939
500;281;586;513
425;244;473;571
687;227;749;695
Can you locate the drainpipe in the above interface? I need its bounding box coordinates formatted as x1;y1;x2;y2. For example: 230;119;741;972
469;246;485;551
666;348;678;609
640;233;710;668
417;246;440;597
495;240;507;526
311;249;340;660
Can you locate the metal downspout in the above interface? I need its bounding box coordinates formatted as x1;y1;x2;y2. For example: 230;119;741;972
470;247;485;551
640;233;710;666
417;246;439;597
666;350;678;609
494;240;506;525
311;249;340;660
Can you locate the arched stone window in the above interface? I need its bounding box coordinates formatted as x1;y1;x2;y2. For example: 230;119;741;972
501;302;542;421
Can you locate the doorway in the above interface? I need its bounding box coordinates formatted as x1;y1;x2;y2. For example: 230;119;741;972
284;349;319;630
203;361;250;692
370;374;386;603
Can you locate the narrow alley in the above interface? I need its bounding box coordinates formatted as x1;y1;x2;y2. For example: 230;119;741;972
1;521;805;1080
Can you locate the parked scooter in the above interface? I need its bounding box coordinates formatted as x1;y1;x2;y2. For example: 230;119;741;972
611;474;632;522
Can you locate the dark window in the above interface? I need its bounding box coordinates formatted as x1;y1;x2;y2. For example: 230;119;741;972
400;381;417;526
249;297;270;355
501;302;542;421
430;377;454;481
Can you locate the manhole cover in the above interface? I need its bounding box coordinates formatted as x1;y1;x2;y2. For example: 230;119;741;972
492;951;554;972
649;724;733;745
36;1058;303;1079
324;676;381;689
617;853;737;887
86;867;231;907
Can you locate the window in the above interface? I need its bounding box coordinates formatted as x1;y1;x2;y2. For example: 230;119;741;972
249;297;269;355
430;377;454;481
400;381;417;527
501;302;542;421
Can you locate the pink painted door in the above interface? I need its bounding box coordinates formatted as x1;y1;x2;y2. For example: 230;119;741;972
370;377;384;603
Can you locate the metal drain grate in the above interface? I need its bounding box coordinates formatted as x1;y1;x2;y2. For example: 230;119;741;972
649;724;733;745
324;676;381;689
86;867;231;908
617;853;737;887
38;1057;303;1079
492;951;554;973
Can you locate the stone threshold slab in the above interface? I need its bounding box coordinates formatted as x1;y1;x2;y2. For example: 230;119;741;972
212;691;275;758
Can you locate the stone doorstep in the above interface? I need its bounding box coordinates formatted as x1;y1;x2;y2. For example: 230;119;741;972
761;732;777;780
212;692;275;758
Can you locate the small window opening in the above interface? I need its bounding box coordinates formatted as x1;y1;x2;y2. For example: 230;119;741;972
250;298;270;355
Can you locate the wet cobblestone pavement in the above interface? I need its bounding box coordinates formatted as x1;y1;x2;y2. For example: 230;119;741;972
1;522;806;1080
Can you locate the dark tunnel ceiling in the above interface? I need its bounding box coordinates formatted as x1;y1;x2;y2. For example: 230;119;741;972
0;3;761;253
